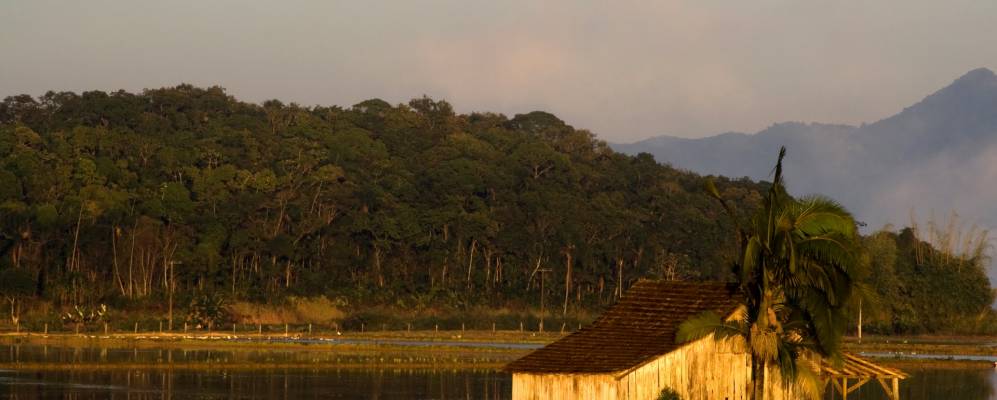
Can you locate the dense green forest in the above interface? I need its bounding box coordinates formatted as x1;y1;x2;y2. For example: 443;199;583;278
0;85;992;334
859;226;994;334
0;85;765;329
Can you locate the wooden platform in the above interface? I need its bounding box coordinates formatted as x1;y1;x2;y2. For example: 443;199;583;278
821;353;908;400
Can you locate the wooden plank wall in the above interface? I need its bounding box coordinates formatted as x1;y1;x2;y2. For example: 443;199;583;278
513;335;804;400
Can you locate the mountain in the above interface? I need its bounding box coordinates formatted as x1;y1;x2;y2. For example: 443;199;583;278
614;68;997;234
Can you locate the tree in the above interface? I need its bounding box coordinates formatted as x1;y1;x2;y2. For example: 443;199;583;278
0;268;34;325
677;147;861;400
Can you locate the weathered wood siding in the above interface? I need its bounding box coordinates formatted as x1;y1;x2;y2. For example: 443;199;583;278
513;335;803;400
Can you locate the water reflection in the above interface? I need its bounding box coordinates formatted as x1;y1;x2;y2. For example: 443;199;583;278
825;367;997;400
0;368;510;399
2;341;996;399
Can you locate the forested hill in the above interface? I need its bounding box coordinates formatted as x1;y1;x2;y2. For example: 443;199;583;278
0;85;766;313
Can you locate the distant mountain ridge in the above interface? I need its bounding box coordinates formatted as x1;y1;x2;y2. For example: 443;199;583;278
613;68;997;232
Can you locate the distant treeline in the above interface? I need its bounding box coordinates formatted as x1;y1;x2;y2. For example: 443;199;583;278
0;86;991;334
0;85;763;321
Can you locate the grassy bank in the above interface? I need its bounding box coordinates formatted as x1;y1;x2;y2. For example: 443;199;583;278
0;332;542;371
2;331;993;372
843;335;997;356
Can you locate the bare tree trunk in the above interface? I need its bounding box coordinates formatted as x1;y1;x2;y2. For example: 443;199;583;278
112;226;126;296
562;247;573;316
373;245;384;287
441;255;448;288
231;254;238;297
484;249;492;290
616;257;624;299
69;205;83;272
285;260;292;288
466;240;477;289
128;223;136;298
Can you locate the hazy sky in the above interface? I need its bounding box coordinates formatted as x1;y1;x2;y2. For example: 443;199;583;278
2;1;996;142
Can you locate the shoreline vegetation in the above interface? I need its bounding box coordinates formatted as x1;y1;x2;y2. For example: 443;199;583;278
1;331;994;371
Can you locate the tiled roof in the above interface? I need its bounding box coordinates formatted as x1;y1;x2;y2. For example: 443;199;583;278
505;280;741;374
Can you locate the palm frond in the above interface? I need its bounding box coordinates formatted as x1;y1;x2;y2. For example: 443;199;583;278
676;311;747;344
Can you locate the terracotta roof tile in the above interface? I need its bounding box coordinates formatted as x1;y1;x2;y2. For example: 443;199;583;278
505;280;741;374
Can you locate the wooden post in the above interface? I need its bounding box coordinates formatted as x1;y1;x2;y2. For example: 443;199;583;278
134;322;138;334
284;324;288;337
492;322;495;333
461;322;465;335
842;378;848;400
361;323;364;333
159;321;163;333
519;321;523;333
104;322;108;335
233;323;236;334
308;324;312;335
183;322;187;333
892;378;899;400
258;323;262;335
44;324;48;335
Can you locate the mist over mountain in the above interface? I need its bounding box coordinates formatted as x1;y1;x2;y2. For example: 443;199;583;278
614;68;997;235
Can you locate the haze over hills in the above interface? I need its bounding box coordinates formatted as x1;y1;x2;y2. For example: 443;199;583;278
614;68;997;237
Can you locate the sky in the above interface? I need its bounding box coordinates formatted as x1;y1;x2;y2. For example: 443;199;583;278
2;1;997;142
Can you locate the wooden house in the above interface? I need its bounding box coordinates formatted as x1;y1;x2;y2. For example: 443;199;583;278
505;280;906;400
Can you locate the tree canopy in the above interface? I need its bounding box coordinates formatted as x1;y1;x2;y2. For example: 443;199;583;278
0;86;765;317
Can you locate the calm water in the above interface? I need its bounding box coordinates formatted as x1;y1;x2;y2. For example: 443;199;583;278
0;342;995;399
824;367;997;399
0;369;509;399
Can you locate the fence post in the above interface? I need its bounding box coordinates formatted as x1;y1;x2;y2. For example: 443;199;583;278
159;321;163;333
258;323;262;335
104;322;108;335
134;322;138;334
519;321;523;333
44;323;48;335
308;324;312;335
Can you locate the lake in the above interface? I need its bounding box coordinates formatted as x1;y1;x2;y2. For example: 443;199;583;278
0;340;994;399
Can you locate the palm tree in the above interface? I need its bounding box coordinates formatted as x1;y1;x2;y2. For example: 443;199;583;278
677;147;861;400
